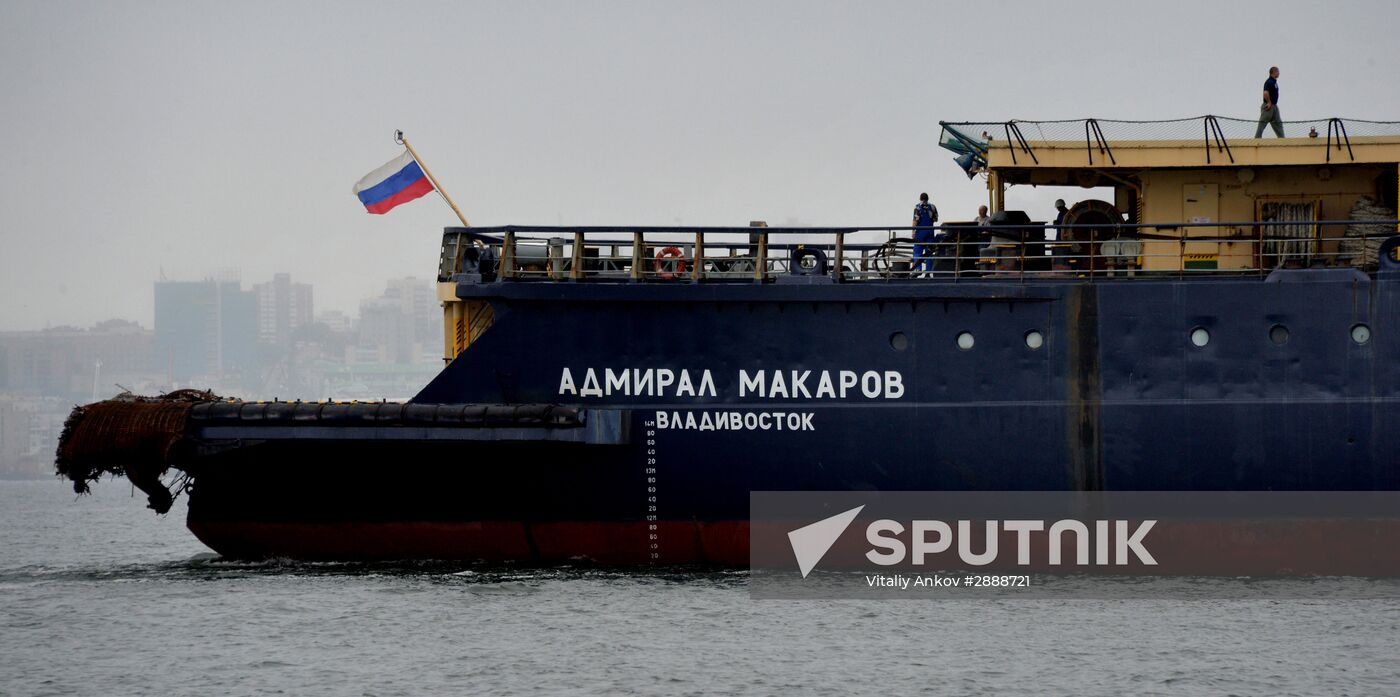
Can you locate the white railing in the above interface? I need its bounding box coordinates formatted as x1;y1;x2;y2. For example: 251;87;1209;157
439;221;1400;284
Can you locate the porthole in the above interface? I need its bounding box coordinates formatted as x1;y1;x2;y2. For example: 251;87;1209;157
956;331;975;350
1269;324;1290;346
889;332;910;351
1351;324;1372;345
1190;327;1211;348
1024;330;1044;350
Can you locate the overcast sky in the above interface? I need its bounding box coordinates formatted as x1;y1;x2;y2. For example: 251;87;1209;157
1;0;1397;330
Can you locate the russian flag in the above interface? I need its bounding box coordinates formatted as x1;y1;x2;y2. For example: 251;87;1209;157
353;151;434;214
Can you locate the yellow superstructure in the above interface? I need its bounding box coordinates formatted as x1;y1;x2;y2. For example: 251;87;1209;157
981;129;1400;271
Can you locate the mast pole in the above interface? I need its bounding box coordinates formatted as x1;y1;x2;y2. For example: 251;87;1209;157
396;130;471;227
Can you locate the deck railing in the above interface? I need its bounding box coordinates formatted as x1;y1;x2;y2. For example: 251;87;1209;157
940;117;1400;165
438;221;1400;284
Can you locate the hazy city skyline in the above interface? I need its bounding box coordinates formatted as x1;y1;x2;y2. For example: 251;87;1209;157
3;0;1399;330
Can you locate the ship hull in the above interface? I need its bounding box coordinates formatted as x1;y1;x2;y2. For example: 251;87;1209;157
171;269;1400;563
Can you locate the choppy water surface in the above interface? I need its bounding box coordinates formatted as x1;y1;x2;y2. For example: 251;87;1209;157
3;480;1399;696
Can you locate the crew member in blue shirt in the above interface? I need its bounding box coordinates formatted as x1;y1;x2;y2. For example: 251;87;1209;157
912;193;939;275
1255;66;1283;138
1051;199;1070;239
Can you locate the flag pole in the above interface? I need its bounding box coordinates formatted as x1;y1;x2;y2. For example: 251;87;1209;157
395;130;471;227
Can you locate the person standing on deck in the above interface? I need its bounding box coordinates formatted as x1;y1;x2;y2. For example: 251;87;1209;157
1051;199;1073;265
1052;199;1069;237
975;205;991;227
912;193;939;275
1255;66;1284;138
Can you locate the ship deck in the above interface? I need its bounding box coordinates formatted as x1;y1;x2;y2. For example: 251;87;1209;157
437;221;1400;286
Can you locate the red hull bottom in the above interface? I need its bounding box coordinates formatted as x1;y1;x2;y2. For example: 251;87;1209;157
191;518;1400;576
188;520;750;566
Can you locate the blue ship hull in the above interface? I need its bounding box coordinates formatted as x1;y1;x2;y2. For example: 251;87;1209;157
167;266;1399;562
426;267;1396;488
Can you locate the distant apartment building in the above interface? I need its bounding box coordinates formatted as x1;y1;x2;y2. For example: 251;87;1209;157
356;277;441;364
0;401;30;467
0;320;154;399
154;280;257;382
384;277;439;344
358;297;416;364
254;272;313;347
315;309;354;334
0;396;78;479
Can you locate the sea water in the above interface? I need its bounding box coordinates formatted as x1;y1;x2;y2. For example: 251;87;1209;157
3;480;1399;696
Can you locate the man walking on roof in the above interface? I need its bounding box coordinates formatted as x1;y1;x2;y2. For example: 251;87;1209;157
1255;66;1284;138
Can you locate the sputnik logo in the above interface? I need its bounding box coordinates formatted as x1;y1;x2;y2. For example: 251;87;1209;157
785;505;1158;577
787;505;865;578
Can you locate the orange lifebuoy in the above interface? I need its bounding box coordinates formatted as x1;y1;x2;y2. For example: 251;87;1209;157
654;246;688;280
